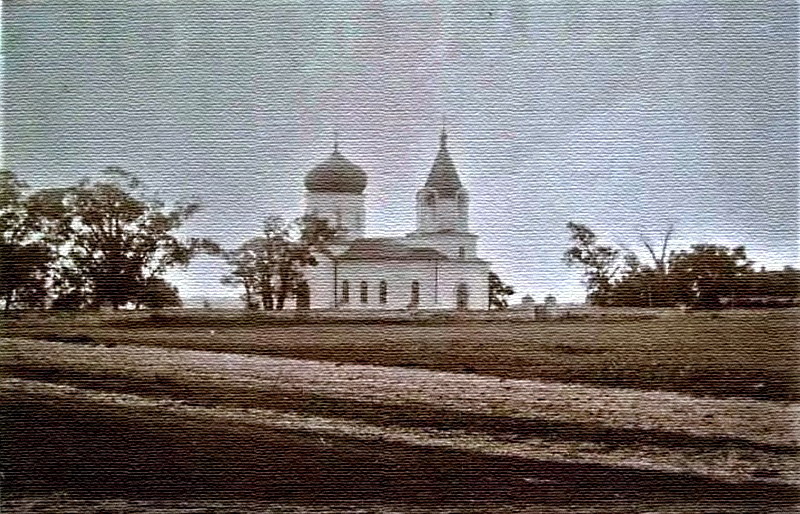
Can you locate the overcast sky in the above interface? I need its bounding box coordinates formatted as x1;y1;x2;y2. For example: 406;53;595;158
3;1;797;303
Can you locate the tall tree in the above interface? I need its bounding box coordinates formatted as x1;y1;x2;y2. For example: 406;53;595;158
563;222;621;306
668;244;753;309
34;168;217;310
488;271;515;310
0;170;53;310
223;215;336;310
275;215;337;310
639;226;675;307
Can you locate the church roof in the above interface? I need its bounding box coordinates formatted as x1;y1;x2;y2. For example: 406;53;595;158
305;145;367;194
424;130;463;198
337;238;447;261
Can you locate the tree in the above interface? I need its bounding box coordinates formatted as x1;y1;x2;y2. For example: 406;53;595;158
0;170;54;311
563;222;621;306
137;277;182;310
668;244;753;309
222;235;270;310
274;215;337;310
639;226;676;307
488;271;514;310
223;215;336;310
33;168;217;310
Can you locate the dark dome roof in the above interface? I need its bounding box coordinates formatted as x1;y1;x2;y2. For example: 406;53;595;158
305;149;367;194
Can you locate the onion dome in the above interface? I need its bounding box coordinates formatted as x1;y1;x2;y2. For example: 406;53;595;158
424;129;463;198
305;143;367;194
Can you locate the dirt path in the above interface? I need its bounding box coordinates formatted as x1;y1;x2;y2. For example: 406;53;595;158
3;338;797;447
3;338;799;485
3;380;797;513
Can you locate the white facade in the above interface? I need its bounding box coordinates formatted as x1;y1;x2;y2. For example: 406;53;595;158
303;254;489;311
300;130;491;311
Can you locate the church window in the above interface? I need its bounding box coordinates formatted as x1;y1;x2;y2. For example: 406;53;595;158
360;281;369;303
457;193;467;216
458;246;465;259
410;281;420;307
424;193;436;208
379;280;387;304
341;280;350;303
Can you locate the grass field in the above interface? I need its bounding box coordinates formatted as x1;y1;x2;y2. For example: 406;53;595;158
2;308;798;512
3;308;798;401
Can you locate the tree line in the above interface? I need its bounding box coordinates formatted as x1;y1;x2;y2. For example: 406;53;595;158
564;222;799;309
0;169;218;311
6;167;793;313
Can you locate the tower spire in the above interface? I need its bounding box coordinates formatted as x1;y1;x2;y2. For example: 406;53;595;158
333;131;339;153
440;115;448;147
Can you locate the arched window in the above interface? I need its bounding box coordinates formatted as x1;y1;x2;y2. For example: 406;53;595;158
410;281;420;307
424;193;436;208
379;280;387;304
458;246;466;260
457;192;467;214
341;280;350;303
360;281;369;304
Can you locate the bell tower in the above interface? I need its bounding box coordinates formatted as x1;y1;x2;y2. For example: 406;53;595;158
406;128;478;261
416;128;469;234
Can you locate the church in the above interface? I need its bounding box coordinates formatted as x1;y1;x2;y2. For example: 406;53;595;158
299;129;491;311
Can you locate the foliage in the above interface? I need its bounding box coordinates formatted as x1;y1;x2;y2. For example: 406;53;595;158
222;215;336;310
136;277;182;309
0;170;53;310
18;168;218;310
668;244;753;309
563;222;621;306
488;271;514;310
562;222;791;309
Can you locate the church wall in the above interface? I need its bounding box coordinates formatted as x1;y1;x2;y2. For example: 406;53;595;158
435;261;491;310
304;192;365;239
304;255;336;310
303;258;490;311
332;260;439;310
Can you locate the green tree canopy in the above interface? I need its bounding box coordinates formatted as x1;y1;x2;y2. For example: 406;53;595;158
488;271;514;310
563;221;621;306
223;215;336;310
32;168;218;310
669;244;753;309
0;170;53;310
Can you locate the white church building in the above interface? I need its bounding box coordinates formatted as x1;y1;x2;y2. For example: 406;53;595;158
300;129;491;311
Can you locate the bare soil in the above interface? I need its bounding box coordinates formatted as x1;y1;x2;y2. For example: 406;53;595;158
3;384;796;513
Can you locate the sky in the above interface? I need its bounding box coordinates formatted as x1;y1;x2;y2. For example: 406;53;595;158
2;1;798;304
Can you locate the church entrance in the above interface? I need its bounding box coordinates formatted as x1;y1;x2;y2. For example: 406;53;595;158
456;283;469;311
296;281;310;310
